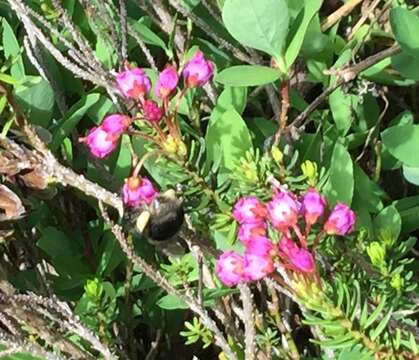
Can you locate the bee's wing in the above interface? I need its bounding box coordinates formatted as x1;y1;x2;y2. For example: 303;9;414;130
135;210;151;234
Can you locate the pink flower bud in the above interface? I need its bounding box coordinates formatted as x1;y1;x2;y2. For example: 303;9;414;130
288;248;315;273
245;236;276;257
237;222;266;245
243;253;274;282
143;100;164;124
324;203;356;236
123;176;159;208
267;191;300;231
301;188;327;226
155;65;179;99
80;126;119;158
182;51;214;88
232;196;266;224
216;251;245;287
278;236;299;257
116;68;151;99
101;114;131;136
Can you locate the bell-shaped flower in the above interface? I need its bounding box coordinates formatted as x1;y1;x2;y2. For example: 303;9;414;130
182;51;214;88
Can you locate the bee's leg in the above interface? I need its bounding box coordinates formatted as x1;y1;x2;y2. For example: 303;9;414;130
135;210;151;234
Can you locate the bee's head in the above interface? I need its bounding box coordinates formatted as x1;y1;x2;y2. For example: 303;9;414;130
134;189;184;242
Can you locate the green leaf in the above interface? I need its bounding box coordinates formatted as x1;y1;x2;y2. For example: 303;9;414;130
373;205;401;244
403;165;419;186
390;7;419;60
2;18;25;80
285;0;322;68
381;124;419;167
205;87;247;169
97;231;125;277
51;93;100;151
112;134;132;182
0;72;18;84
392;51;419;80
324;142;354;206
362;295;387;330
14;76;55;128
338;346;374;360
129;19;168;52
157;294;188;310
37;227;79;258
370;308;392;341
222;0;289;60
206;109;253;171
329;89;353;136
215;65;281;87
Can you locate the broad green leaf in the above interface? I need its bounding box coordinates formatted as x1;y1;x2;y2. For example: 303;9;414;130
390;7;419;60
157;294;188;310
2;18;25;80
403;165;419;186
215;65;281;87
222;0;289;60
14;76;54;128
381;124;419;167
112;134;132;182
285;0;322;68
373;205;401;245
206;109;253;171
324;142;354;206
96;35;116;69
329;89;353;135
97;231;125;277
51;93;100;151
353;165;383;213
37;227;80;258
205;87;247;169
392;51;419;80
129;19;168;52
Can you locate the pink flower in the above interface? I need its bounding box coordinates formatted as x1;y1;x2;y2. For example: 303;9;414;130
116;68;151;99
243;253;274;282
288;248;315;273
155;65;179;99
238;222;266;245
232;196;266;224
324;203;356;236
183;51;215;88
216;251;245;287
278;236;299;257
80;126;119;158
101;114;131;136
143;100;164;124
267;191;300;231
123;176;159;208
245;236;275;257
301;188;327;226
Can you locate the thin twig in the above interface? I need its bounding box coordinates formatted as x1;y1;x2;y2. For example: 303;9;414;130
289;45;401;129
321;0;365;32
238;284;256;360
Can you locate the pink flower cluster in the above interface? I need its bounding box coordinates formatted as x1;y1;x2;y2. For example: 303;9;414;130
80;51;214;159
122;176;159;208
216;188;356;287
79;114;131;158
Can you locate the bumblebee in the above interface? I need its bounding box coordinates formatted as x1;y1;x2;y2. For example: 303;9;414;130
127;189;185;243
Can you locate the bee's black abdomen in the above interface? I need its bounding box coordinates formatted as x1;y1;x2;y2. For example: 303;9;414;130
149;205;184;241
